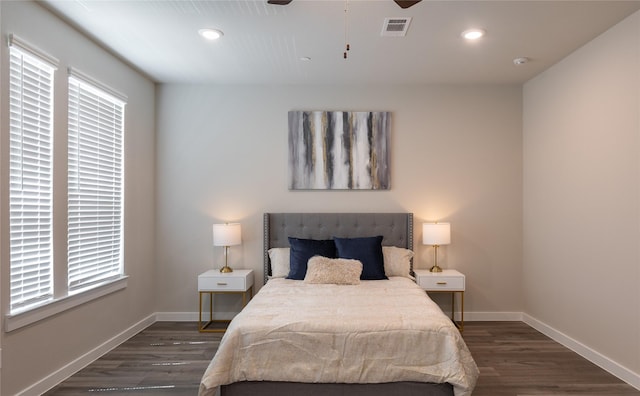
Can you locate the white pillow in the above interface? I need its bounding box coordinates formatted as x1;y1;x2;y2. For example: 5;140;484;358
382;246;414;278
304;256;362;285
268;247;290;278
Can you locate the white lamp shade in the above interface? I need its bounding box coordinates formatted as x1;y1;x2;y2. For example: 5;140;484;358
422;223;451;245
213;223;242;246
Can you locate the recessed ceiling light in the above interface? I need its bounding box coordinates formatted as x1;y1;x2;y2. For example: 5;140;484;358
300;56;312;61
461;28;485;40
199;28;223;40
513;57;530;65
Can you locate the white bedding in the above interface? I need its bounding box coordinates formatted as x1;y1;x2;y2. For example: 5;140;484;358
198;277;479;396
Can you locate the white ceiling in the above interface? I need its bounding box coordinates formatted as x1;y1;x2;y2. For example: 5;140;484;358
40;0;640;85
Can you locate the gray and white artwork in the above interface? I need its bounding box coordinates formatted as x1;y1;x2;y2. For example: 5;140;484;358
288;111;390;190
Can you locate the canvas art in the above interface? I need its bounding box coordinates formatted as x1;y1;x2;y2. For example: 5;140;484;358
288;111;390;190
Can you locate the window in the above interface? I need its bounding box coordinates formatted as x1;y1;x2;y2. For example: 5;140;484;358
68;71;126;292
5;37;128;330
8;38;57;313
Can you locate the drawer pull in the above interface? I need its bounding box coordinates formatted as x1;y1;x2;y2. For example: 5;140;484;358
217;282;228;286
436;281;447;285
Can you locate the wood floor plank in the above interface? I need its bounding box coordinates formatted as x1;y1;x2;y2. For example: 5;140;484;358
44;321;639;395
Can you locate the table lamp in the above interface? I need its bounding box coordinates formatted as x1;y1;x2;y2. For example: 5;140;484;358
423;222;450;273
213;223;242;273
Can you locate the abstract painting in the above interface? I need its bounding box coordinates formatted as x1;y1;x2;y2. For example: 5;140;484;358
288;111;390;190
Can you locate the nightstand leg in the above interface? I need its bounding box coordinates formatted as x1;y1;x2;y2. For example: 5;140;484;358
460;291;464;331
199;292;203;330
451;293;455;323
199;292;216;332
451;291;464;332
209;292;213;323
199;291;213;332
241;286;253;307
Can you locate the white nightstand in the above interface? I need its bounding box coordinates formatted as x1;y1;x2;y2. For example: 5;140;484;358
198;269;254;333
414;269;465;331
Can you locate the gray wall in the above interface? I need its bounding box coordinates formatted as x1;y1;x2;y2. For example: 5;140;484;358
0;2;156;394
155;83;524;316
523;11;640;377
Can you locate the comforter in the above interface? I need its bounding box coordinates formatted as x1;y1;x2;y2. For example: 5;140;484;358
198;277;478;396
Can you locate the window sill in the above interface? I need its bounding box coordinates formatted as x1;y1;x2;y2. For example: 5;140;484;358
5;276;128;332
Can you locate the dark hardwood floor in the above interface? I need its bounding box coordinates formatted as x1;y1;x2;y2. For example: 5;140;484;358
44;321;639;395
464;322;639;396
44;322;222;396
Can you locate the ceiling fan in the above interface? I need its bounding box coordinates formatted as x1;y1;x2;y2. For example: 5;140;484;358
267;0;422;9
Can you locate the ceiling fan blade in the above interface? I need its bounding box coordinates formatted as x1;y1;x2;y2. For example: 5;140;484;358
268;0;420;8
394;0;422;9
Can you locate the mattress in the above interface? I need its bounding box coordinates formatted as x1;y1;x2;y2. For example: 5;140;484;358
198;277;478;396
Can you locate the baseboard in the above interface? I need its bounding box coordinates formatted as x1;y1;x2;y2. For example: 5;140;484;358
17;313;156;396
523;313;640;391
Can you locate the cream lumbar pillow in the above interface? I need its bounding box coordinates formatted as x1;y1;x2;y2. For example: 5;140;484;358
304;256;362;285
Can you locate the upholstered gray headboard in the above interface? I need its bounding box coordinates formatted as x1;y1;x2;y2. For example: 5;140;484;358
263;213;413;284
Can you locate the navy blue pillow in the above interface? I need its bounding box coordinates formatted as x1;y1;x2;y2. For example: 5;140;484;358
334;236;387;280
287;237;336;280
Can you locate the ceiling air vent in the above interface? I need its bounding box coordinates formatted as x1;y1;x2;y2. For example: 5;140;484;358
381;17;412;37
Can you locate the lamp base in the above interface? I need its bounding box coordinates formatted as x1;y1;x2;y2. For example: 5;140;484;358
430;265;443;273
219;266;233;273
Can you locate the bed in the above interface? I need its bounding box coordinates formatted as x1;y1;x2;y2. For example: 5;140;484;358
198;213;478;396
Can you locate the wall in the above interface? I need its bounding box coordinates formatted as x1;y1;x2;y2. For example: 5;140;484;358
155;83;523;317
0;2;156;394
523;11;640;379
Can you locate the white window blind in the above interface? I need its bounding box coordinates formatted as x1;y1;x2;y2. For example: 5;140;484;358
68;72;126;292
8;42;56;313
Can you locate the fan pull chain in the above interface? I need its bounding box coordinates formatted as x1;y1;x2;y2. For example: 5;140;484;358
344;0;350;59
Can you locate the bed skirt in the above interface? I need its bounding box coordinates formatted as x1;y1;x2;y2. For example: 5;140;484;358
221;381;454;396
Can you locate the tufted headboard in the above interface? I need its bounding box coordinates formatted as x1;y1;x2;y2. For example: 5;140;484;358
263;213;413;284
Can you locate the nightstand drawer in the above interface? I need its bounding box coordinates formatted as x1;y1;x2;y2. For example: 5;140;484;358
199;276;246;291
418;276;464;291
414;269;465;291
198;269;253;292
